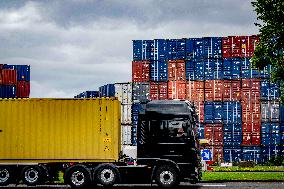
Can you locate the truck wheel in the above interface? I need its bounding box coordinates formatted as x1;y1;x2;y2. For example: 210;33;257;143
0;166;12;186
22;166;42;186
96;165;117;186
65;166;90;188
155;165;179;188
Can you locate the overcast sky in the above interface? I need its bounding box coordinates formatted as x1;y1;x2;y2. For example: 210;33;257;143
0;0;259;97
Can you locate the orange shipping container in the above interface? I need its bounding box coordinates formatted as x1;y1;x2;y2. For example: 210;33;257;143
168;81;186;100
186;81;204;102
168;60;186;81
150;82;168;100
204;80;223;101
132;61;150;82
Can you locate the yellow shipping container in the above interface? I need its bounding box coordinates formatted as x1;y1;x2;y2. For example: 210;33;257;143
0;98;121;163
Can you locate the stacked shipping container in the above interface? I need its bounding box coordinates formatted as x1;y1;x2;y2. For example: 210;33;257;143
97;83;134;146
74;91;99;98
0;64;30;98
132;35;283;163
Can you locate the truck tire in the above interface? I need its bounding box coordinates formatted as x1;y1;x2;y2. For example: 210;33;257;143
22;166;42;186
95;165;118;186
155;165;179;188
0;166;12;186
65;166;90;188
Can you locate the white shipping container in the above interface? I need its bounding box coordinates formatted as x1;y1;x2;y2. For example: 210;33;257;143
121;104;132;124
121;125;132;145
115;83;132;104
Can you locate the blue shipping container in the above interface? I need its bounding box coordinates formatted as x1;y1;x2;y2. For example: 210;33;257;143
185;60;195;80
224;124;242;132
204;102;223;123
223;58;241;79
241;58;260;78
133;40;154;61
198;123;204;139
202;37;222;59
261;146;281;162
223;132;242;146
0;85;16;98
167;39;186;60
150;60;168;82
242;146;262;163
195;59;204;80
261;79;280;100
223;101;242;124
223;148;242;162
154;39;167;62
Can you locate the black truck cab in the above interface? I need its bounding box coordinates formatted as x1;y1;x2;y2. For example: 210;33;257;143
134;100;201;187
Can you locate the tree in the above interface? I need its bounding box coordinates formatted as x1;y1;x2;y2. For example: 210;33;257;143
251;0;284;102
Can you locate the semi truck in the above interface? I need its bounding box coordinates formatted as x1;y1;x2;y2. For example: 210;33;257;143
0;98;201;188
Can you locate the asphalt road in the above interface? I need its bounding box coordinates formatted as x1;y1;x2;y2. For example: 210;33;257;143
1;182;284;189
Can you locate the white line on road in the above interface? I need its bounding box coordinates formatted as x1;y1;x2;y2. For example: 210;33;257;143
202;184;227;187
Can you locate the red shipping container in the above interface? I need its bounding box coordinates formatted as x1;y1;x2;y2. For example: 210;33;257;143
204;80;223;101
251;133;261;145
242;132;261;146
150;82;168;100
242;101;261;123
241;35;259;57
16;81;30;98
242;132;251;146
222;36;242;58
205;124;223;146
206;146;223;163
168;60;186;81
241;79;260;102
0;71;2;84
186;81;204;102
222;37;232;58
231;36;242;57
1;69;17;85
231;80;241;101
168;81;186;100
194;101;204;123
242;122;261;132
132;61;150;82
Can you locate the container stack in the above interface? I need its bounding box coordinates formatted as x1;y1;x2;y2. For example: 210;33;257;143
260;65;281;162
0;64;30;98
74;91;99;98
132;35;283;163
98;82;134;145
114;83;133;145
99;84;115;97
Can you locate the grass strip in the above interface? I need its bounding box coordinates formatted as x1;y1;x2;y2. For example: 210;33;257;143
212;166;284;172
202;171;284;181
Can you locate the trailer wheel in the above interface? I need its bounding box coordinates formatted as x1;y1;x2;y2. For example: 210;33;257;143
0;166;12;186
22;166;42;186
65;166;90;188
155;165;179;188
95;165;118;186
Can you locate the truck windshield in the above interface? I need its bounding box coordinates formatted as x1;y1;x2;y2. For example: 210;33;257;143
150;119;190;138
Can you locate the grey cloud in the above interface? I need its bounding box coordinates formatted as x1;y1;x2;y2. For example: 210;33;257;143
0;0;259;98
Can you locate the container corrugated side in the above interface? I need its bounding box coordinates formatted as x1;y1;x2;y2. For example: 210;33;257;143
121;125;132;145
0;98;121;163
114;83;132;104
